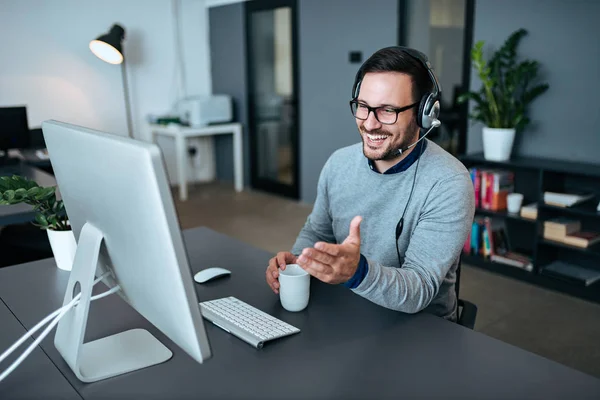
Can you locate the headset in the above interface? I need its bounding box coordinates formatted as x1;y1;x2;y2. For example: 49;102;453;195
350;46;442;255
351;46;442;133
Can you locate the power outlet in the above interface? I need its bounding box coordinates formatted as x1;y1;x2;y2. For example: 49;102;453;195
187;137;215;182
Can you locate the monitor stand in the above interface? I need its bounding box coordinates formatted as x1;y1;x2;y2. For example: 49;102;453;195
54;222;173;383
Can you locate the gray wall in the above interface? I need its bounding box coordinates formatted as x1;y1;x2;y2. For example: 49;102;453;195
209;3;250;185
209;0;398;202
299;0;398;203
468;0;600;163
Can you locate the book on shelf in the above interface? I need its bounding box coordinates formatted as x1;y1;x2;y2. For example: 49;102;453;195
490;252;533;272
543;217;581;237
520;202;538;220
543;191;595;208
468;168;514;211
541;261;600;286
562;231;600;248
463;217;510;257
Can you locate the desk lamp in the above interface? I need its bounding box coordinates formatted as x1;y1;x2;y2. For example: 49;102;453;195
89;24;133;138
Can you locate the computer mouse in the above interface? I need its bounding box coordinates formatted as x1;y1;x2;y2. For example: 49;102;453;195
194;267;231;283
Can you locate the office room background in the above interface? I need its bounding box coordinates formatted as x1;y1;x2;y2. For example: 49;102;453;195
1;0;600;388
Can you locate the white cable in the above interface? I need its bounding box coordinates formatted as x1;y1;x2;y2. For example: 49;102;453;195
0;285;120;383
0;273;110;365
0;274;119;383
0;282;118;365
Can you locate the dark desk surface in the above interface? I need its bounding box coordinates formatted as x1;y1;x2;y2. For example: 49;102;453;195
1;227;600;399
0;299;81;400
0;162;57;226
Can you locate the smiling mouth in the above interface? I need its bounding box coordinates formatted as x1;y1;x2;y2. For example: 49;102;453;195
364;132;391;148
366;133;389;142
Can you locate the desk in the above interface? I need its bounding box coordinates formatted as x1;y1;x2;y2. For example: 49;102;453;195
1;227;600;399
0;300;80;399
0;162;57;226
150;123;243;201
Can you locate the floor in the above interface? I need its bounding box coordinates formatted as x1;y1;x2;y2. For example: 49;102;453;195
174;182;600;379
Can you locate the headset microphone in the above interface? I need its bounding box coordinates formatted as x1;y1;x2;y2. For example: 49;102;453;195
397;119;441;156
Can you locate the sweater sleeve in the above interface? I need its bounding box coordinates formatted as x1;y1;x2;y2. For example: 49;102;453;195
291;158;336;255
350;172;475;313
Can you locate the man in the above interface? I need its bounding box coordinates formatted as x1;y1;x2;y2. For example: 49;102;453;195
265;46;475;321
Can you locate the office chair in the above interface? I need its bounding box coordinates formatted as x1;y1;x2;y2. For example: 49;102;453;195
455;256;478;329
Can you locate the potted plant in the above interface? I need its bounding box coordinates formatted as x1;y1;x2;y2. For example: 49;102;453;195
458;28;549;161
0;175;76;271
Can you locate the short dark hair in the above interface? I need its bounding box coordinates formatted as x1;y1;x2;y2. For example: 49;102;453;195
353;46;433;103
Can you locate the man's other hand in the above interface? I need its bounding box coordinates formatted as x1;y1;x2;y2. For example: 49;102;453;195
266;251;298;294
297;216;362;284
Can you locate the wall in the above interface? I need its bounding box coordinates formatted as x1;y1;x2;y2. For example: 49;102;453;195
208;0;398;203
208;2;250;184
468;0;600;164
298;0;398;203
0;0;213;183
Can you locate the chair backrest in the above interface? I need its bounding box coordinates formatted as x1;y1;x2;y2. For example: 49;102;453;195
456;255;462;300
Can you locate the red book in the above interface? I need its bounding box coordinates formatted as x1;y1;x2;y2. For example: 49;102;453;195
481;171;489;209
474;169;481;208
563;232;600;248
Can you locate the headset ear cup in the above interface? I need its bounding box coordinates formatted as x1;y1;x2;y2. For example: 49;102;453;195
417;95;430;129
421;97;441;130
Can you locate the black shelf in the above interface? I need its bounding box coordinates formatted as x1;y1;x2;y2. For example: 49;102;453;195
461;153;600;178
540;202;600;219
475;208;536;223
539;238;600;258
462;254;535;281
462;253;600;303
460;153;600;305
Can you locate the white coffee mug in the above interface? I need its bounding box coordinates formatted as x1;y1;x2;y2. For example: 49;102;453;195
507;193;524;213
278;264;310;312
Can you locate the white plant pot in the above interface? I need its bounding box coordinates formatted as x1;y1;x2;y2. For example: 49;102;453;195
47;229;77;271
482;127;516;161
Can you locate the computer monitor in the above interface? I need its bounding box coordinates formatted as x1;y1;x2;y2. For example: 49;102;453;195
0;106;30;164
41;120;211;382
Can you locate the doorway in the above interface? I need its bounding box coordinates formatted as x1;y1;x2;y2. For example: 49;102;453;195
399;0;475;156
246;0;300;199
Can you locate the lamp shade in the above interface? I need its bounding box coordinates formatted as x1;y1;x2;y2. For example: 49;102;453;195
89;24;125;64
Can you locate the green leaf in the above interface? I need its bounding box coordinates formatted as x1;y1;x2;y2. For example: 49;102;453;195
523;83;549;105
14;188;27;199
5;190;16;202
35;213;49;227
27;187;41;197
35;187;55;201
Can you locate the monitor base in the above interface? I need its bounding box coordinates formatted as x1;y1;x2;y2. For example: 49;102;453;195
54;222;172;383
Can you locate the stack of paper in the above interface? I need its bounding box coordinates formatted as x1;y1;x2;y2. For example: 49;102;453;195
544;192;594;208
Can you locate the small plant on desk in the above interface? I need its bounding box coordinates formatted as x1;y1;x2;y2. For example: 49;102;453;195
0;175;75;271
0;175;69;231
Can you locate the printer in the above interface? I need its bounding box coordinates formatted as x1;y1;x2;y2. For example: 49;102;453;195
178;95;233;127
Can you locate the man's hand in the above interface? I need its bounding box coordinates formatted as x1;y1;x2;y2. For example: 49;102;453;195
266;251;298;294
297;216;362;285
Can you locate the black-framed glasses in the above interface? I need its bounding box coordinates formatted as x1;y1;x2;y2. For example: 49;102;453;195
349;99;419;125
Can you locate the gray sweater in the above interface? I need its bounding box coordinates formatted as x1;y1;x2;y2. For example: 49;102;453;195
291;140;475;320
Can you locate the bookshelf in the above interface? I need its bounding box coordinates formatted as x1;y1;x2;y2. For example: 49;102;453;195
539;238;600;257
460;153;600;304
474;208;537;223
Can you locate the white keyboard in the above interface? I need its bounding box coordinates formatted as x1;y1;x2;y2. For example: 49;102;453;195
199;296;300;348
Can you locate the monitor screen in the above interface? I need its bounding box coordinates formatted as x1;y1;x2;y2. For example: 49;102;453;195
0;107;30;150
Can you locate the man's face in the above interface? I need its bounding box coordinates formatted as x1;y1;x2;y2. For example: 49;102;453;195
355;72;420;161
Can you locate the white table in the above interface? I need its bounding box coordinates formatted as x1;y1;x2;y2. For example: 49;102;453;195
150;123;243;201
